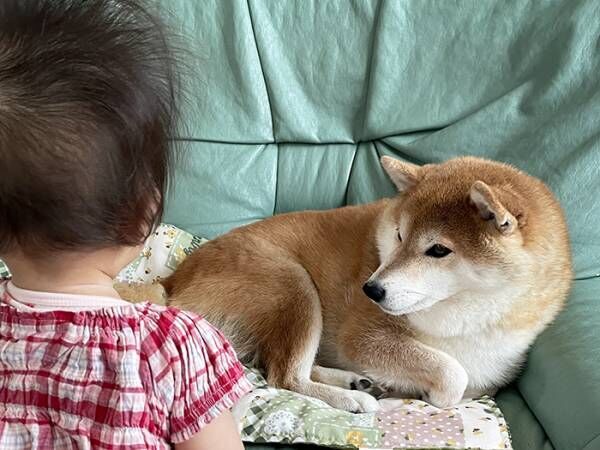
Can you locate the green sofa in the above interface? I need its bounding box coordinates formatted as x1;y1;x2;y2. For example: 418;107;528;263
162;2;600;449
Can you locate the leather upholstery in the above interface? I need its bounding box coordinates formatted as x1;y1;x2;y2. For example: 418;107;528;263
161;2;600;449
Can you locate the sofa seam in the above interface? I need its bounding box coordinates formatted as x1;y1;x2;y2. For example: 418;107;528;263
574;274;600;281
273;143;279;215
169;125;448;146
514;386;560;450
375;139;428;165
582;432;600;450
358;0;385;141
245;0;276;141
343;143;360;205
170;137;355;145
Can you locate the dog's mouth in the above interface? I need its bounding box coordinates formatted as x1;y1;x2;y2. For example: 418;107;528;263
377;302;425;316
376;304;408;316
376;291;441;316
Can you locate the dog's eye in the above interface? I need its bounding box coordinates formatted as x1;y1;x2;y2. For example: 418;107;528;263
425;244;452;258
397;231;402;242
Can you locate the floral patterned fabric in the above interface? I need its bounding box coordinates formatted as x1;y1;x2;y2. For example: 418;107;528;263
115;224;208;284
235;368;511;450
0;224;512;449
0;260;9;281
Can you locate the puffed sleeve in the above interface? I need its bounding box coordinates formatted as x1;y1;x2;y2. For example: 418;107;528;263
164;308;252;443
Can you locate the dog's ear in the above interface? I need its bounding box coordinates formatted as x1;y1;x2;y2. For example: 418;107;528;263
380;156;419;192
469;181;520;235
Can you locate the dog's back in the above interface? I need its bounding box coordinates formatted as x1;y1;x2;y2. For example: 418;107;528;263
163;201;387;363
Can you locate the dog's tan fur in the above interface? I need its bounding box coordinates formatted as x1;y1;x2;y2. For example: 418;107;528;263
114;281;166;305
160;156;572;412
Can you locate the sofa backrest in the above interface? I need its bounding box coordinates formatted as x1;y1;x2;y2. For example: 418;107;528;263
163;0;600;279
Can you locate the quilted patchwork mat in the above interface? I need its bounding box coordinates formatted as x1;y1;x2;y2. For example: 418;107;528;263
234;369;511;450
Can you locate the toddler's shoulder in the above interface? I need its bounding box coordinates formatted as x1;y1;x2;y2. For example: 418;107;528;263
133;302;251;443
135;302;236;368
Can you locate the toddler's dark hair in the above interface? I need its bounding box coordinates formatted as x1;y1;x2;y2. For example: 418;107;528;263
0;0;178;256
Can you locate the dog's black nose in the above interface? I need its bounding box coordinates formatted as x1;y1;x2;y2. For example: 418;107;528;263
363;281;385;302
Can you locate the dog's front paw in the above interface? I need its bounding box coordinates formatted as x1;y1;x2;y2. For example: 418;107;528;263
349;376;388;398
349;377;373;391
342;390;381;413
424;358;468;408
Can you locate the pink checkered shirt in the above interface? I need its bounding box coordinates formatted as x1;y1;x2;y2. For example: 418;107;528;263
0;281;252;449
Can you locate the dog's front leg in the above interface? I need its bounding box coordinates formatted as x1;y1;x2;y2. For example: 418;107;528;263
339;320;468;408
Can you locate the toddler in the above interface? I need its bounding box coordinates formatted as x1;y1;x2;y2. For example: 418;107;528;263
0;1;250;449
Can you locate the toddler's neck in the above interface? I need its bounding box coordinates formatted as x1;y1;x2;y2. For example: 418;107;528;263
2;246;140;299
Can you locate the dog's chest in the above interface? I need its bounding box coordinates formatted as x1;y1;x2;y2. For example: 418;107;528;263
421;331;532;390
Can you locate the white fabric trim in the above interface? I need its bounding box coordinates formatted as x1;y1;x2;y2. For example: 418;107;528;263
6;281;129;311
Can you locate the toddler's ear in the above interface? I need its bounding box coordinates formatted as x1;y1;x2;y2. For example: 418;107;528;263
114;281;167;305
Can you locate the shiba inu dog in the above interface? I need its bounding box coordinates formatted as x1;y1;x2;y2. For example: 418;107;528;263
162;156;572;412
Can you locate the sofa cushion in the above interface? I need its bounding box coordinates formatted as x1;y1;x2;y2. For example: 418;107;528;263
164;0;600;278
516;277;600;450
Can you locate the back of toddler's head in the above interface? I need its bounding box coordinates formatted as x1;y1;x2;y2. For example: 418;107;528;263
0;0;178;257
